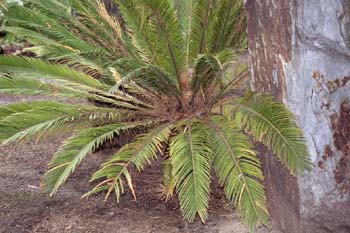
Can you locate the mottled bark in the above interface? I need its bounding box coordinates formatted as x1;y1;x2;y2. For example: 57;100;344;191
245;0;350;232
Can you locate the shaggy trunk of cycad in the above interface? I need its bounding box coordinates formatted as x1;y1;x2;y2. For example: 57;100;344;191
179;70;194;110
245;0;350;232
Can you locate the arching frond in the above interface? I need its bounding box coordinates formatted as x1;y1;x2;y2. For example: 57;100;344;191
3;0;124;63
178;0;215;55
44;121;155;195
208;116;268;230
133;0;185;77
211;49;246;83
0;101;51;119
2;23;104;73
223;95;312;175
85;123;173;201
191;51;248;105
0;101;83;141
176;0;246;60
0;101;120;144
0;56;105;89
0;74;150;111
176;0;196;66
207;0;246;52
211;68;249;106
2;7;115;82
190;54;221;96
116;0;164;64
170;120;212;223
160;158;176;201
120;65;181;96
0;74;90;98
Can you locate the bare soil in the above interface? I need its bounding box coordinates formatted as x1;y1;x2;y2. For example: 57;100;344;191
0;94;270;233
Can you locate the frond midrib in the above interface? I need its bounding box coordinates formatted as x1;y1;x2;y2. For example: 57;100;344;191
236;103;300;172
187;122;201;217
208;119;259;218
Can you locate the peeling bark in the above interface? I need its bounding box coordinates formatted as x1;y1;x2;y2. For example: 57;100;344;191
245;0;291;99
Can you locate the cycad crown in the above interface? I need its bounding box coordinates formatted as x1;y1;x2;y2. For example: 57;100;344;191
0;0;311;231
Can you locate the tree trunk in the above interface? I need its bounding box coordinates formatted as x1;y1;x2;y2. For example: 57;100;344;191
245;1;350;232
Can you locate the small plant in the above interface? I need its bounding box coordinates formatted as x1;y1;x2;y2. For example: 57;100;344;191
0;0;311;231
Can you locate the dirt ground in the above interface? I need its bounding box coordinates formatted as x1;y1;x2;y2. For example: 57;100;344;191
0;94;271;233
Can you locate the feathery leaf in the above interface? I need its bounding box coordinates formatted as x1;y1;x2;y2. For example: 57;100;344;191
208;116;268;230
170;120;212;223
44;121;155;195
85;123;173;201
224;95;312;175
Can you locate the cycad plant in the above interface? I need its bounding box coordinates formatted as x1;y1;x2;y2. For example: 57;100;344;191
0;0;311;231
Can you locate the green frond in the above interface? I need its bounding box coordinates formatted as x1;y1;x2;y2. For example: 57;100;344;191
0;74;150;111
121;65;181;96
25;45;104;73
116;0;167;64
191;54;221;95
110;58;143;76
6;0;121;55
225;95;312;175
207;0;246;52
68;0;124;49
84;123;173;201
117;0;184;80
212;49;239;66
109;79;158;107
176;0;246;59
160;158;176;201
0;56;105;89
191;50;247;103
0;56;152;110
137;0;184;75
208;116;268;230
0;74;90;98
0;101;84;142
44;121;155;195
0;101;52;120
170;120;212;223
2;0;126;78
184;0;206;54
2;26;60;45
213;50;247;87
176;0;196;66
0;101;120;144
211;68;249;105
